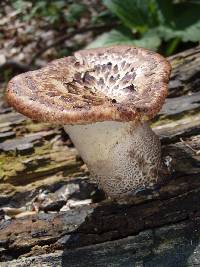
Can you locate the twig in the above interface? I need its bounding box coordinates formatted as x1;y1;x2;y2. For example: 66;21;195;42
180;137;200;155
30;23;119;65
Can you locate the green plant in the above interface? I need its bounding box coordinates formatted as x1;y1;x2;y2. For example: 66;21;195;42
65;3;86;26
12;0;86;25
88;0;200;55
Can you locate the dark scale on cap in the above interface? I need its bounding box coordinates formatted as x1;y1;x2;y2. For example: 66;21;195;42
6;45;171;125
123;84;136;93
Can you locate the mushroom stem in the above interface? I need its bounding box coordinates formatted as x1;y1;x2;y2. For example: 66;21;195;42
64;121;161;198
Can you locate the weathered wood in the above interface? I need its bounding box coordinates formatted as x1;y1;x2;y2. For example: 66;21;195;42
0;46;200;265
0;135;199;258
155;112;200;144
168;45;200;97
1;218;200;267
159;91;200;116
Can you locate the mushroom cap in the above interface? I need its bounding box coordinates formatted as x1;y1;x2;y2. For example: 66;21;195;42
7;45;171;124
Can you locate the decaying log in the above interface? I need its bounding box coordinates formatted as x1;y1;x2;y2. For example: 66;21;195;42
0;46;200;266
2;219;200;267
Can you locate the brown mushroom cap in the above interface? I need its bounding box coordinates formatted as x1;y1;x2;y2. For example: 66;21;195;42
7;45;171;124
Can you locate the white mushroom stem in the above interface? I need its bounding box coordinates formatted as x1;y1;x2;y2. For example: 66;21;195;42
64;121;161;198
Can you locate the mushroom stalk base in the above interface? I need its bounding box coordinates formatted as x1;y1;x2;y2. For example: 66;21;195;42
64;121;161;198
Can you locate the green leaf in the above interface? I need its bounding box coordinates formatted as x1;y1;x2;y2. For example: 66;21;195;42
133;29;161;50
86;30;134;48
23;1;47;20
12;0;30;12
52;1;66;9
156;0;174;26
173;2;200;30
87;29;161;51
173;2;200;42
103;0;200;45
103;0;158;32
65;3;86;25
181;22;200;42
158;22;200;43
157;2;200;42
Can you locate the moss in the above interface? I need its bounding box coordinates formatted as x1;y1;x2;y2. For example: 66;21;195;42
0;139;82;186
152;109;200;127
0;142;50;182
25;120;56;133
170;57;185;68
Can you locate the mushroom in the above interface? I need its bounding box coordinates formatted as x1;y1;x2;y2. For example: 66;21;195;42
6;46;171;199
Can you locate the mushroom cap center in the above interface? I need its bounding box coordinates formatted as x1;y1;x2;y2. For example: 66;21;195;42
73;48;162;103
